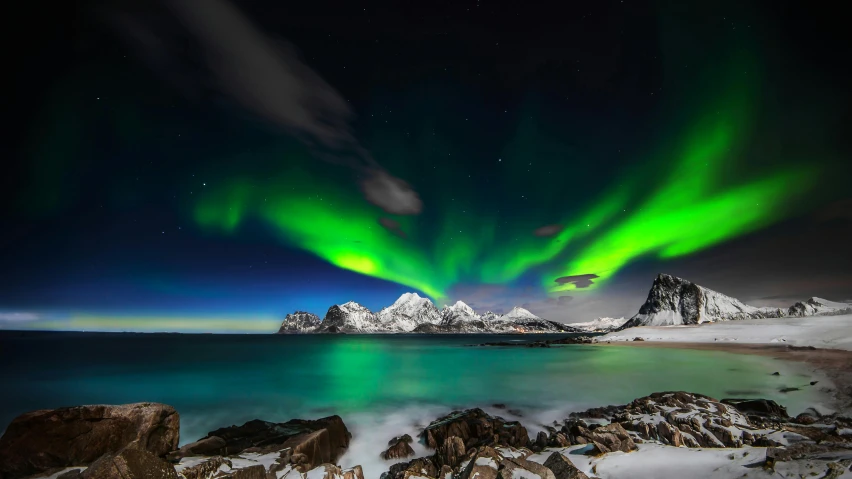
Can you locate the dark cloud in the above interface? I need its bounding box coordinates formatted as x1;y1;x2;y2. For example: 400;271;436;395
554;274;599;289
533;224;564;237
107;0;423;215
557;295;573;304
362;171;423;215
378;217;407;238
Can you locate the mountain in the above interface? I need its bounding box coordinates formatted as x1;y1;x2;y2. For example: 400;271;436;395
277;294;579;334
277;311;320;333
377;292;442;331
317;301;381;333
620;274;851;329
567;317;629;332
788;297;852;317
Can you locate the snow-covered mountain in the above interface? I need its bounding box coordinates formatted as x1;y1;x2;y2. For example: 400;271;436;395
277;311;320;333
788;297;852;317
317;301;381;333
377;292;442;331
567;317;629;332
620;274;850;329
278;294;580;334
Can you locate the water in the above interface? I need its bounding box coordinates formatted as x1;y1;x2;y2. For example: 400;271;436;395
0;331;826;477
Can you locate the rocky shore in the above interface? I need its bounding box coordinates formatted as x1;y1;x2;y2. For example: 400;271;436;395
1;390;850;479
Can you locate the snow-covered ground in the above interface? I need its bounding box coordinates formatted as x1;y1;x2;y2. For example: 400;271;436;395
526;444;852;479
566;317;629;332
600;314;852;351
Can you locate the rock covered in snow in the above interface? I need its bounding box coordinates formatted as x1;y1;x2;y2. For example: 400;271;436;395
622;274;786;328
377;292;443;331
278;312;322;333
319;302;381;333
788;297;852;317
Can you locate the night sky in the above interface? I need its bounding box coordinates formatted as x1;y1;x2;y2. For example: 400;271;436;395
3;0;851;332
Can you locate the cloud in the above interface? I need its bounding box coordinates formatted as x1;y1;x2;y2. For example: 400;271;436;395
554;274;599;289
363;171;423;215
0;312;40;322
106;0;423;215
378;217;408;238
533;224;564;237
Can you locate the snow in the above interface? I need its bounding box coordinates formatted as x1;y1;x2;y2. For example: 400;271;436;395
337;302;381;331
43;467;88;479
503;307;540;320
600;314;852;351
567;317;629;332
526;444;852;479
377;293;442;331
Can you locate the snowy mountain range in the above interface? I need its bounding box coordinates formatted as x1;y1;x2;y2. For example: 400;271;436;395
620;273;852;329
277;293;578;334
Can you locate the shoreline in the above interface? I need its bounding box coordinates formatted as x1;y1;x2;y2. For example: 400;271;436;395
596;340;852;415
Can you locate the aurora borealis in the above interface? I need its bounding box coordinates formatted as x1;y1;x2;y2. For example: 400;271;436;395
2;0;850;331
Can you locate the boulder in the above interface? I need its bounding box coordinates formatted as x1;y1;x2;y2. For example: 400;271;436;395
542;452;589;479
381;457;438;479
388;434;414;446
458;446;501;479
176;456;232;479
497;457;555;479
421;408;529;451
581;423;635;455
0;403;179;479
190;415;350;470
80;447;178;479
720;398;789;421
381;438;415;460
304;464;364;479
434;436;466;468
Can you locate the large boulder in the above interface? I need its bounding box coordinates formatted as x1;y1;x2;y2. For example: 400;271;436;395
0;403;179;479
421;408;529;451
79;447;178;479
180;415;350;470
542;453;589;479
381;438;415;460
380;457;438;479
720;398;789;423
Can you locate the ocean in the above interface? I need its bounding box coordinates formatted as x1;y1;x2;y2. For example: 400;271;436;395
0;331;826;477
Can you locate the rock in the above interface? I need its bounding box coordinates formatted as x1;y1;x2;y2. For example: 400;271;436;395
381;457;438;479
434;436;466;468
581;423;635;455
172;436;228;459
304;464;364;479
80;447;178;479
794;413;818;425
0;403;179;479
458;447;501;479
439;464;453;479
381;438;415;460
632;337;645;342
176;456;232;479
655;421;683;447
57;470;83;479
388;434;413;446
535;431;548;449
779;387;800;393
720;398;789;421
194;415;350;470
497;457;555;479
217;465;266;479
421;408;529;451
771;372;780;376
542;452;589;479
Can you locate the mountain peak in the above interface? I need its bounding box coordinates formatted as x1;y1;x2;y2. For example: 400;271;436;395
504;306;539;320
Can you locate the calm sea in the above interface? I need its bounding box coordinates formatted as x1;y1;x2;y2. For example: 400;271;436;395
0;331;826;476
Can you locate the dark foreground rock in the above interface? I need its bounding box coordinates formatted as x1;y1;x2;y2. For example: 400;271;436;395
0;403;179;479
470;336;596;348
421;408;530;450
80;447;178;479
174;415;350;471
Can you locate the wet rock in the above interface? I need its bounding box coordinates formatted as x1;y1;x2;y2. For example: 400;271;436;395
434;436;466;468
387;434;413;446
421;408;529;451
720;398;789;421
192;415;350;470
794;413;818;425
497;457;555;479
381;457;438;479
0;403;179;479
80;447;178;479
542;452;589;479
381;438;415;460
458;446;501;479
176;456;232;479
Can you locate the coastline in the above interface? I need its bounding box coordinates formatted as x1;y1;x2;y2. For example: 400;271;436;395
596;340;852;415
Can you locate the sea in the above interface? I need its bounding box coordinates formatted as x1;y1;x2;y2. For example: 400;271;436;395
0;331;828;477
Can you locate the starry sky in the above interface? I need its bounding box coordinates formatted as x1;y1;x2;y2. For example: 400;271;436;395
2;0;851;332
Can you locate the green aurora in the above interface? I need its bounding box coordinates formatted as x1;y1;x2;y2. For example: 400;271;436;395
193;56;818;300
